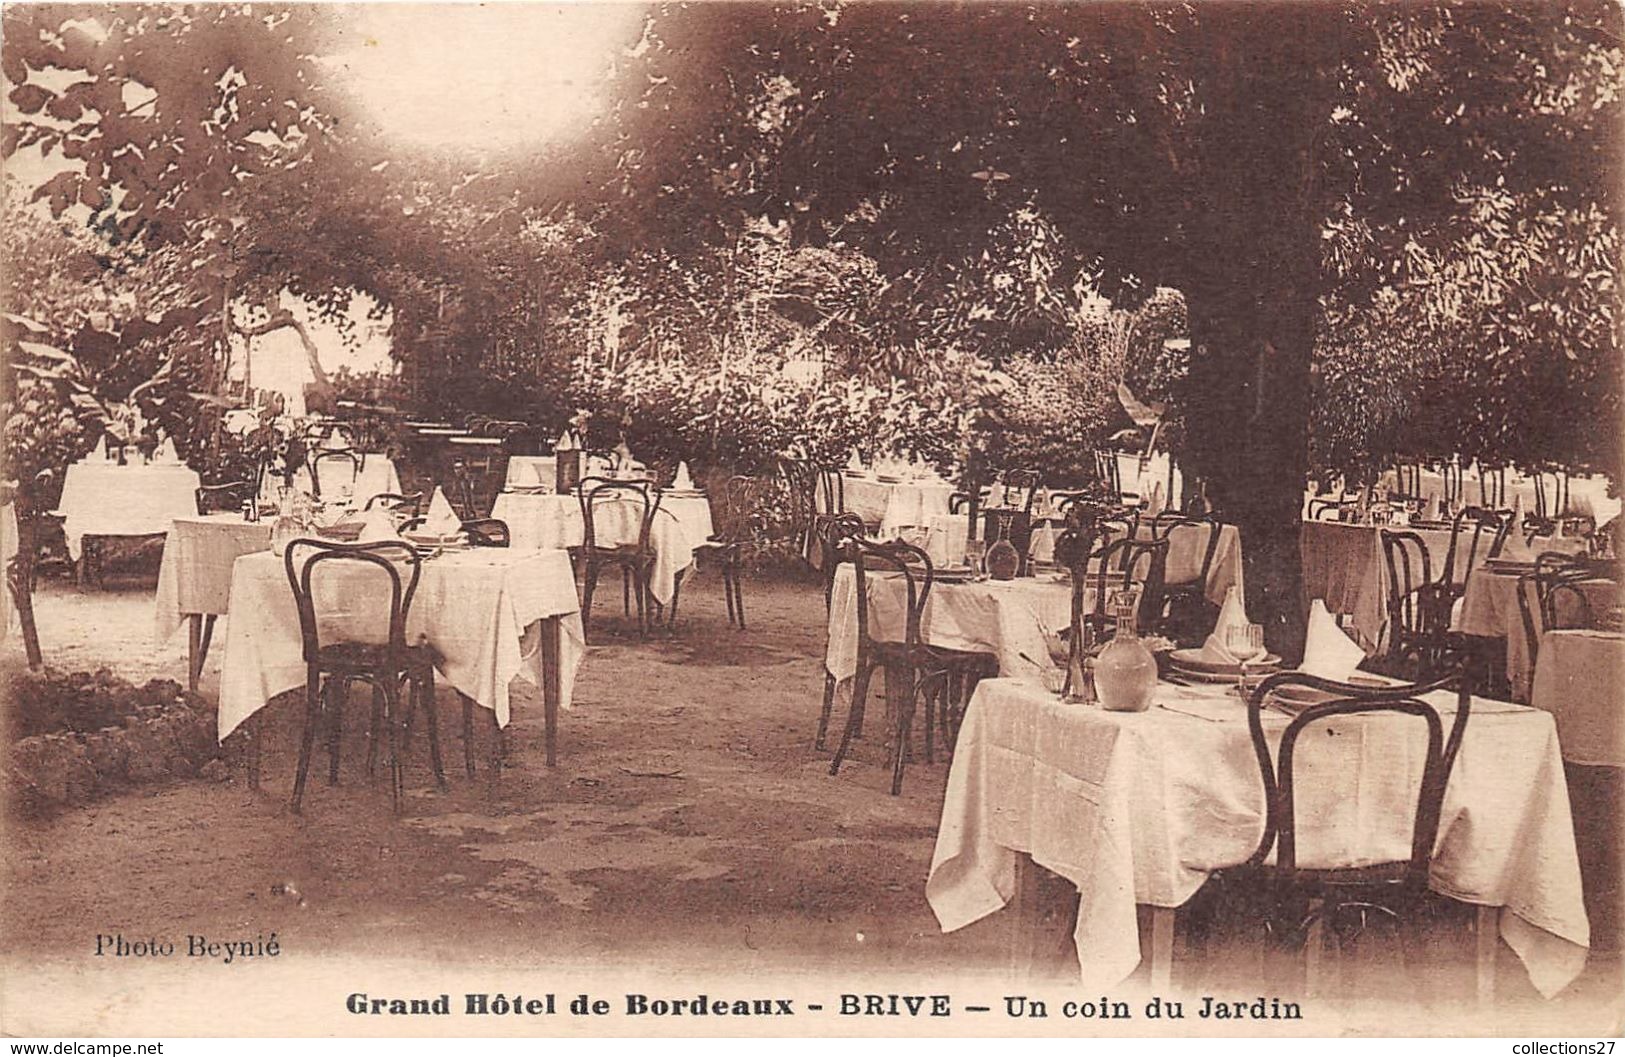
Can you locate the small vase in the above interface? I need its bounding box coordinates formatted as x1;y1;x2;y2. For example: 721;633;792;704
986;537;1020;580
1095;589;1157;712
269;513;301;557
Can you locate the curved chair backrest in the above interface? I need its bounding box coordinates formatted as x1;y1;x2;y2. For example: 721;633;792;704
1443;507;1510;583
1245;669;1470;890
196;480;251;514
1380;529;1437;639
283;538;422;668
1150;512;1222;589
847;536;934;661
1090;535;1169;636
309;449;363;500
579;478;661;554
460;518;510;548
363;491;425;518
815;466;845;518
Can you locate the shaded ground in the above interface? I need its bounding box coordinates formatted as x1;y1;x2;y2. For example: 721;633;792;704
2;563;1621;1035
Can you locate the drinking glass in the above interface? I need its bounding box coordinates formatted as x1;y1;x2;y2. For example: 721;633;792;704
1225;623;1266;695
965;539;987;579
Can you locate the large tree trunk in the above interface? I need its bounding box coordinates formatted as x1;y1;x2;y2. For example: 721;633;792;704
1175;7;1343;661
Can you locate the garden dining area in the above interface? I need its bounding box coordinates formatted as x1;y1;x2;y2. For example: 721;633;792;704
2;0;1623;1041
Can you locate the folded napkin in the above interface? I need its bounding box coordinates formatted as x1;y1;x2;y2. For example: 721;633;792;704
323;427;348;450
1501;498;1535;561
1422;494;1440;522
424;487;461;536
357;508;400;544
90;436;107;462
1197;585;1253;664
845;448;865;474
1027;523;1058;565
1300;599;1365;681
671;461;694;491
1145;481;1165;518
556;430;576;451
154;437;178;463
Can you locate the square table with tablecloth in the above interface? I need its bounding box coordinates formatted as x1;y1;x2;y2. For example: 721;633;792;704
1530;630;1625;768
1455;568;1619;702
217;547;585;762
927;677;1590;999
153;514;273;688
824;567;1075;684
488;491;714;605
55;461;201;561
837;474;958;536
276;453;402;508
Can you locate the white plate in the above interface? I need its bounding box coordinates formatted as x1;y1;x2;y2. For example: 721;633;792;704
1168;648;1283;674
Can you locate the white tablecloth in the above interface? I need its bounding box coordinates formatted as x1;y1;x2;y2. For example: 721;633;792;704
56;461;200;560
825;566;1073;681
1530;630;1625;767
505;456;557;490
1379;467;1621;525
217;548;585;740
279;453;402;507
488;492;714;605
839;475;957;535
152;515;272;645
928;677;1590;998
1145;522;1244;607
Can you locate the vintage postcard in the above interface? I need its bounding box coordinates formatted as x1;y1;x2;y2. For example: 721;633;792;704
1;0;1621;1041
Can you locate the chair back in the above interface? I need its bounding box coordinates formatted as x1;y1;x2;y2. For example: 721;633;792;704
814;466;845;519
1150;512;1222;589
776;458;816;560
1478;464;1507;508
1094;450;1122;500
1440;459;1464;510
995;469;1041;518
846;536;934;660
1516;553;1617;674
1442;506;1510;584
363;491;425;518
283;538;422;668
578;477;661;555
309;449;363;500
719;475;760;545
1379;529;1441;642
460;518;510;548
196;481;252;515
1244;670;1471;891
1088;535;1169;639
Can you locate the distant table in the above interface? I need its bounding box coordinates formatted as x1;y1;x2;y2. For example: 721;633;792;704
838;474;957;535
55;461;200;561
928;677;1590;999
1141;521;1244;607
489;492;714;605
217;548;584;766
1529;630;1625;767
505;456;557;490
824;567;1074;683
280;453;402;507
1456;568;1619;701
153;514;272;689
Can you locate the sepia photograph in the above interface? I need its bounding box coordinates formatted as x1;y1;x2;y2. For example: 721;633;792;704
0;0;1621;1041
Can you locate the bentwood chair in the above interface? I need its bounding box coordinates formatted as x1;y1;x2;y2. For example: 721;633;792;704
308;449;363;502
196;480;253;515
1150;512;1223;646
826;537;958;795
677;475;757;630
363;491;426;519
813;514;869;751
1219;668;1473;995
577;478;662;638
283;538;443;813
1439;508;1510;594
1378;529;1463;681
1515;553;1619;684
1081;535;1170;645
1477;465;1508;510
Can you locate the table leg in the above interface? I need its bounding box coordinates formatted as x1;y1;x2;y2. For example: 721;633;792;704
541;615;561;768
1149;906;1175;991
1009;853;1041;981
187;614;203;692
1475;905;1498;1005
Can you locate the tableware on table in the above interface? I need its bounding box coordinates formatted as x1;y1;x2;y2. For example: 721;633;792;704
1224;622;1267;695
1095;588;1157;713
1167;648;1283;674
932;564;975;583
1299;598;1366;680
965;538;988;580
1040;667;1068;695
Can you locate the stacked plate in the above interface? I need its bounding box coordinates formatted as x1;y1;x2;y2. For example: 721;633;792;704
505;484;550;495
932;564;975;583
664;488;706;499
1166;647;1283;684
1484;557;1537;574
1266;675;1393;714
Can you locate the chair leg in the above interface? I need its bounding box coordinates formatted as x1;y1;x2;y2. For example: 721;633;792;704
889;682;920;796
383;678;403;814
419;673;447;792
365;680;384;778
829;662;875;776
721;564;735;626
462;694;477;779
622;566;632;616
325;676;344;786
487;708;505;793
633;566;649;638
732;564;746;629
581;561;600;637
1475;906;1498;1006
815;672;837;751
668;575;683;628
290;668;322;813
